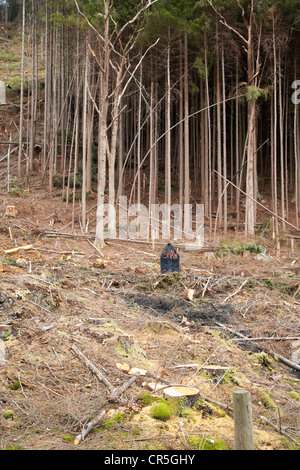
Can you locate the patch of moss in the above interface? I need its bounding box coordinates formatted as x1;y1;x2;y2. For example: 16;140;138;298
150;400;171;422
8;379;21;390
264;279;275;290
5;445;23;450
251;352;274;371
289;391;300;402
154;272;182;290
221;367;245;387
188;434;228;450
179;407;196;421
103;412;126;430
248;279;263;287
166;396;186;416
0;53;20;62
3;410;14;420
138;391;155;407
279;436;300;450
260;390;277;410
62;434;73;443
0;257;16;266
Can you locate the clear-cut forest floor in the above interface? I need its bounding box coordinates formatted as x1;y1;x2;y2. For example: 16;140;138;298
0;184;299;451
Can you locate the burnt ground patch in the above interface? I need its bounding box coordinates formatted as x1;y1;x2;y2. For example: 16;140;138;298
131;293;234;327
171;302;235;327
132;293;178;313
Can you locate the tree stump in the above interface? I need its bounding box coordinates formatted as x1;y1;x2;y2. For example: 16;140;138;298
163;386;200;414
118;334;134;354
5;206;17;217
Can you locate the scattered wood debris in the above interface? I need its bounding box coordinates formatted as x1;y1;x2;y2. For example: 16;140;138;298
3;244;33;254
71;345;142;445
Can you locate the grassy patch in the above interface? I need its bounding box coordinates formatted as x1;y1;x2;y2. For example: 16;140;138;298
0;53;19;62
188;434;228;450
218;237;266;257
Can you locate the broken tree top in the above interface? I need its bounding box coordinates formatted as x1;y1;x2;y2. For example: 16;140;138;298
160;243;180;273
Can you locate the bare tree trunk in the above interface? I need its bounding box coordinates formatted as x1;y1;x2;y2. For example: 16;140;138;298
149;79;155;238
272;15;278;238
278;48;285;229
235;62;241;229
81;39;89;231
184;33;190;234
295;64;299;228
28;0;37;175
204;36;212;229
42;4;49;176
216;27;223;227
165;32;171;237
94;2;110;248
18;0;25;177
222;43;227;233
137;56;142;209
244;1;260;236
179;39;184;211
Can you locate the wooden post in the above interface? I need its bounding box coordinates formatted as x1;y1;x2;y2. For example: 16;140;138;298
233;390;255;450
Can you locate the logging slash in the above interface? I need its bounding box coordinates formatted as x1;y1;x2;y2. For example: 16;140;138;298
71;344;141;445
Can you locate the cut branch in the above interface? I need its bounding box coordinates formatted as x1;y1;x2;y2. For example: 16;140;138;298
71;344;141;445
214;170;300;233
215;322;300;372
71;344;114;393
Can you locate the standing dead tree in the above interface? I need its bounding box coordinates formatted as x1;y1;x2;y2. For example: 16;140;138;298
74;0;159;248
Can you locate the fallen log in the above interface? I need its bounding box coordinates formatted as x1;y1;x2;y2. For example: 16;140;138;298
74;410;107;446
38;230;219;250
233;336;300;343
268;350;300;372
259;415;300;447
3;244;33;254
215;321;300;372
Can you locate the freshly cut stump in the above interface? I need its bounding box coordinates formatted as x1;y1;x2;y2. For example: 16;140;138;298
163;386;200;413
163;386;200;398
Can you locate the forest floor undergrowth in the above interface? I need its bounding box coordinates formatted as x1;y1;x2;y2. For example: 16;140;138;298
0;183;300;451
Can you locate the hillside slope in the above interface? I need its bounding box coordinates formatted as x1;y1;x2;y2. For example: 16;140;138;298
0;19;300;452
0;188;299;451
